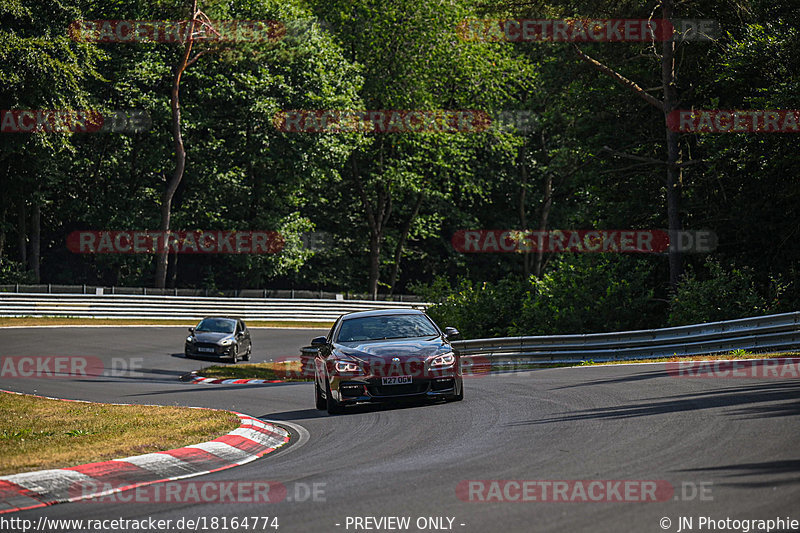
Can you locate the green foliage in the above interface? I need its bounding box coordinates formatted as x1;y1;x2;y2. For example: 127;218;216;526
0;259;35;284
514;255;658;335
667;260;787;326
416;255;659;338
0;0;798;338
412;275;530;339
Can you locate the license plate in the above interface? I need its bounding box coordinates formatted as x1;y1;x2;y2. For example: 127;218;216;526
381;375;412;385
198;347;215;353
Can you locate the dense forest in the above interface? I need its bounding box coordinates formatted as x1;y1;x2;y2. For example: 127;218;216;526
1;0;798;335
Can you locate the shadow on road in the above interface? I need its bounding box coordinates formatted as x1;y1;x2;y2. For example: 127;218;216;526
677;459;800;488
506;381;800;426
264;398;448;421
549;368;674;390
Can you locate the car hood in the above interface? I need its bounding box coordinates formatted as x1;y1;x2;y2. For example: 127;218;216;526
333;336;451;363
192;332;233;343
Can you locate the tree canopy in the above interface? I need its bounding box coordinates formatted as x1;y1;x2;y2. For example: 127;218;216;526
2;0;798;334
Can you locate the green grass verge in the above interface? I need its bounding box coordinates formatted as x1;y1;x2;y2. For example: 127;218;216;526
0;317;333;328
491;350;800;371
0;393;240;475
197;361;312;381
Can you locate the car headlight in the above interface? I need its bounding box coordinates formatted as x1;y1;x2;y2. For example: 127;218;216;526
219;338;234;346
186;336;194;343
430;352;456;367
334;360;361;373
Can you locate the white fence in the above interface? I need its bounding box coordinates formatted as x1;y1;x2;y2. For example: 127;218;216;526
0;293;424;322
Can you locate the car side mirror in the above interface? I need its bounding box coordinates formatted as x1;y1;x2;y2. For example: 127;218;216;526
444;327;460;340
311;336;327;346
188;327;194;334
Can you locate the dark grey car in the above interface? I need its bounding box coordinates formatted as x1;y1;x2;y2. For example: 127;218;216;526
184;317;252;363
312;309;463;414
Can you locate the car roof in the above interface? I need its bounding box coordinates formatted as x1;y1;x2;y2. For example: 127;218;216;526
199;317;239;322
340;308;426;320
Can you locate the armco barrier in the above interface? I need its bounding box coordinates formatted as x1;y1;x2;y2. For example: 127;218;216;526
0;284;423;301
3;293;797;363
297;312;800;372
0;293;424;322
451;312;800;366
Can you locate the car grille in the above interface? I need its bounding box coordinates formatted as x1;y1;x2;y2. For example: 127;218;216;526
194;342;222;353
431;378;455;391
340;383;366;397
369;361;427;377
367;382;430;397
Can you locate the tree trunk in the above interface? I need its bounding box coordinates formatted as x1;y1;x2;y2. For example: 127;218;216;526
154;189;174;288
165;251;178;289
17;200;26;266
571;0;684;289
518;145;532;277
352;155;392;300
534;171;553;279
368;231;381;300
662;0;683;290
155;0;197;288
387;193;423;296
533;133;554;278
0;201;7;259
30;202;40;282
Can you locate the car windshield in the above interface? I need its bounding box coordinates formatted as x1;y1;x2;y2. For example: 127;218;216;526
195;318;235;334
336;314;439;342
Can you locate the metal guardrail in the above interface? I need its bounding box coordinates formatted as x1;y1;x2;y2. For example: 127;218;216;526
0;284;423;302
3;292;797;361
452;312;800;365
296;313;800;371
0;293;425;322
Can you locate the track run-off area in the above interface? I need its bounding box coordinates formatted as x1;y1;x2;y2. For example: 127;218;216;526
0;326;798;533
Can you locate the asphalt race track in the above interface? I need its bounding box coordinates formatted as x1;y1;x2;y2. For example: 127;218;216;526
1;326;799;533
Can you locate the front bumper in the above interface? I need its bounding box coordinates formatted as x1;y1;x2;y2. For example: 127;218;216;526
331;374;460;404
185;342;236;359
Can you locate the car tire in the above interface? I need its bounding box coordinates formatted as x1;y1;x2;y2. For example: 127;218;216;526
231;345;239;364
243;344;251;361
315;381;326;410
325;372;342;415
448;377;464;402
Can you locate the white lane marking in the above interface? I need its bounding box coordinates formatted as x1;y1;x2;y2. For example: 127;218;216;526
259;419;309;457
